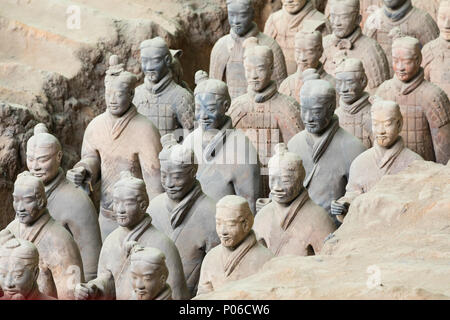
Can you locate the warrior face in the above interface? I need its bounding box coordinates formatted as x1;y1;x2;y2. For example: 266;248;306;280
113;186;148;229
244;54;273;92
301;95;334;135
383;0;407;10
392;47;421;82
282;0;307;14
195;93;229;131
329;4;360;39
160;161;197;202
105;81;133;117
130;260;166;300
372;105;402;148
141;46;171;84
216;207;252;249
335;71;367;104
0;257;38;300
438;2;450;41
227;1;254;37
295;36;322;71
269;166;303;205
27;142;62;185
12;183;46;225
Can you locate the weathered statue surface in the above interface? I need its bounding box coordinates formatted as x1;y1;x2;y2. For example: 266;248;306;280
73;172;189;300
183;71;261;214
197;195;273;295
148;134;220;297
209;0;288;99
376;36;450;164
253;144;336;256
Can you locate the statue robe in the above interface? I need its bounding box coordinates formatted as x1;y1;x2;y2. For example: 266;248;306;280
90;214;189;300
253;191;336;257
335;92;373;148
209;22;287;100
376;69;450;164
148;183;220;297
74;105;164;240
338;137;423;205
45;168;101;281
422;37;450;98
264;1;331;75
183;117;261;214
7;211;84;300
287;116;366;225
197;230;273;295
323;27;390;93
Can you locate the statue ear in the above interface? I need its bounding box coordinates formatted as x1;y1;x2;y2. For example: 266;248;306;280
164;54;172;68
356;14;362;26
37;193;47;210
397;117;403;133
361;74;368;90
139;199;149;212
32;266;40;283
222;99;230;113
56;150;63;164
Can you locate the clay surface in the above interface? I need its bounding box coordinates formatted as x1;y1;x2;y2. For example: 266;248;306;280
264;0;331;75
197;195;273;295
376;36;450;164
323;0;390;93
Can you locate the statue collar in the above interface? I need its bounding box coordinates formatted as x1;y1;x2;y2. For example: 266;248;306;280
154;284;172;300
107;104;138;140
248;80;278;103
221;230;257;277
230;22;259;42
282;1;314;27
374;136;405;173
18;210;52;243
144;71;173;95
273;189;309;231
44;168;65;199
166;182;203;231
121;214;153;250
383;0;413;22
202;116;233;162
394;68;425;95
332;27;362;50
339;92;371;115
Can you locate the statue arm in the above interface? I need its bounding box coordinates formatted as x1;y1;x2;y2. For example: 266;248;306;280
209;39;227;81
139;130;164;201
421;44;433;81
431;123;450;164
197;255;214;296
88;270;116;300
426;93;450;164
175;91;195;131
75;133;101;186
232;162;261;215
263;14;277;39
271;42;288;87
279;100;304;142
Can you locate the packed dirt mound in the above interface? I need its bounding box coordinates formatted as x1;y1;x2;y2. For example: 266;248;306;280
195;161;450;300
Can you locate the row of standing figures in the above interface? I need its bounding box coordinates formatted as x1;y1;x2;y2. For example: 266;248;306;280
0;0;449;300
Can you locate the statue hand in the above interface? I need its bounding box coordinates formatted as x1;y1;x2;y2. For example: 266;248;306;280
74;283;98;300
66;167;86;187
331;200;349;216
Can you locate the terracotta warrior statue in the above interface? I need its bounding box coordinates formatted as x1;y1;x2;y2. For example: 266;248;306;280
67;67;164;240
133;38;195;138
422;0;450;98
6;172;84;299
279;26;335;104
0;237;55;300
148;134;220;297
331;99;423;221
376;36;450;164
287;79;366;225
253;144;336;256
334;58;373;148
209;0;287;99
183;71;261;214
323;0;390;93
128;244;172;300
228;37;304;196
73;172;189;300
264;0;331;75
364;0;439;77
26;123;101;281
197;195;273;295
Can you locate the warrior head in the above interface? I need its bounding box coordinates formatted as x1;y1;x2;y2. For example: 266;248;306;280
335;58;368;104
226;0;255;37
140;37;172;84
282;0;307;15
13;172;47;225
438;0;450;41
371;98;403;148
294;27;323;72
392;36;422;82
329;0;361;39
243;37;274;92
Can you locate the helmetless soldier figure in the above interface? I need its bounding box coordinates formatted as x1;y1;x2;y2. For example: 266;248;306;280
133;37;194;137
148;134;220;297
0;237;55;300
376;36;450;164
331;99;422;221
288;79;366;225
264;0;331;75
335;58;373;148
197;195;273;295
26;123;101;281
73;172;189;300
209;0;287;99
323;0;390;93
67;68;164;240
128;244;172;300
6;172;84;300
183;71;261;214
422;0;450;98
279;26;335;104
364;0;439;77
229;37;303;196
253;144;336;256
